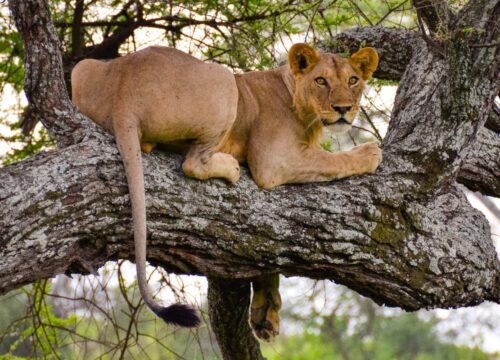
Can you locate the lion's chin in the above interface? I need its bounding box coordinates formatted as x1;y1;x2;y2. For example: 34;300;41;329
322;118;351;134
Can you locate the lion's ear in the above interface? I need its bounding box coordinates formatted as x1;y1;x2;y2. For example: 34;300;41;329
349;47;379;80
288;43;320;76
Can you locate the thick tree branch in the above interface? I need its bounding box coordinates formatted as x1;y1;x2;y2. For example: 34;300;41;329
398;1;497;188
8;0;88;146
459;127;500;196
456;0;499;31
0;140;498;309
71;0;85;58
486;103;500;133
411;0;455;35
318;26;423;81
82;21;142;59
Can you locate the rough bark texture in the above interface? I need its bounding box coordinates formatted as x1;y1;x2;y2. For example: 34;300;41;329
9;0;105;143
486;106;500;133
2;0;500;359
8;0;79;143
412;0;455;35
318;25;423;81
459;127;500;196
1;141;499;305
208;277;264;360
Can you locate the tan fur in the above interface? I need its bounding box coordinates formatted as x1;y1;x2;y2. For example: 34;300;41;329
349;47;379;80
250;273;282;340
71;44;381;337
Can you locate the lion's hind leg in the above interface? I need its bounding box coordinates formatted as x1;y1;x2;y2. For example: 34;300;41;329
182;143;240;184
250;273;281;341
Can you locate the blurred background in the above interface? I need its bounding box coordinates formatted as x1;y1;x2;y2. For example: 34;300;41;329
1;0;498;358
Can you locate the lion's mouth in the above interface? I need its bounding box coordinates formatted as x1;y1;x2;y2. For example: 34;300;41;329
321;118;349;127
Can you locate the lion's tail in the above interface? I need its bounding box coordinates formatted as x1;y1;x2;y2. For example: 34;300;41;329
114;119;200;328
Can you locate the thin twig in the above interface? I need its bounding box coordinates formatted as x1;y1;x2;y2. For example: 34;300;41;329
351;124;381;139
361;106;383;142
469;42;500;48
348;0;374;25
375;0;408;26
348;131;358;146
304;0;324;42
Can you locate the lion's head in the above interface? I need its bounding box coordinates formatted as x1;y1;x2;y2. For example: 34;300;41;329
288;43;378;144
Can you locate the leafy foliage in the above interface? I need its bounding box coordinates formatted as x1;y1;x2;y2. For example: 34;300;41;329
0;263;218;359
263;318;490;360
0;15;24;93
48;0;414;69
2;274;493;359
0;124;55;165
0;281;78;358
263;295;491;360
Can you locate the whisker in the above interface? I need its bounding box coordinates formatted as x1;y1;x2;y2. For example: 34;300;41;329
305;116;321;132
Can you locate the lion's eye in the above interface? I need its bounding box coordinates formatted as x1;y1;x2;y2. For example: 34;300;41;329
315;77;327;86
348;76;359;85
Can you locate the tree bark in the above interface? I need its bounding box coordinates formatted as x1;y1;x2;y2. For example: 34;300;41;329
208;277;265;360
2;1;500;360
8;0;91;146
319;25;423;81
459;127;500;196
0;141;498;307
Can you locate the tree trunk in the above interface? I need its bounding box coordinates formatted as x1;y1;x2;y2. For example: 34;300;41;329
208;277;265;360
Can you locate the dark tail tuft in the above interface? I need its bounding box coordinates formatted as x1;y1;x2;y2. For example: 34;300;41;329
153;303;201;328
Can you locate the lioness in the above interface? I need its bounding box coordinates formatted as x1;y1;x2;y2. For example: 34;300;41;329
71;43;381;339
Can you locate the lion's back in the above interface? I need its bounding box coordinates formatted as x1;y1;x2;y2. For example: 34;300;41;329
71;46;238;140
118;47;238;141
71;58;117;131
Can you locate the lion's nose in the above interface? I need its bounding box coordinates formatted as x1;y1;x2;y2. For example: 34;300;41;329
332;105;352;114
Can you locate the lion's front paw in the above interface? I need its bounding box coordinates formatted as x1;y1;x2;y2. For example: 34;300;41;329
250;310;279;341
212;152;241;184
352;142;382;174
250;289;281;341
225;158;241;184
